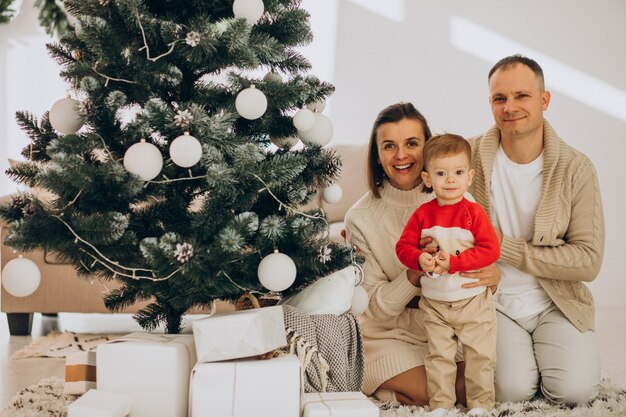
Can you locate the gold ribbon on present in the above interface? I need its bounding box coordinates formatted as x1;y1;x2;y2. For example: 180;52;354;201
235;292;282;360
65;364;97;383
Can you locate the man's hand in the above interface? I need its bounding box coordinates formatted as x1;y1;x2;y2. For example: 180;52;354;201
460;263;501;294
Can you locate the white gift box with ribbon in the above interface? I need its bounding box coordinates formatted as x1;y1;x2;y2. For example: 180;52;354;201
302;392;380;417
64;351;97;395
189;354;301;417
68;389;131;417
192;305;287;363
96;332;196;417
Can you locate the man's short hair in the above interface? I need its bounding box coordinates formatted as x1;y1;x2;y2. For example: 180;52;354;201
488;54;545;90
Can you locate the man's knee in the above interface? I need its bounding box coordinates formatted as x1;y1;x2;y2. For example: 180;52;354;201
495;373;538;403
541;378;599;405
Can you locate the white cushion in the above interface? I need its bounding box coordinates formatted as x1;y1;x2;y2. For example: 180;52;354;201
281;266;359;315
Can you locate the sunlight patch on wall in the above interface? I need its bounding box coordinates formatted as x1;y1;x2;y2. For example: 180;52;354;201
347;0;405;22
450;16;626;122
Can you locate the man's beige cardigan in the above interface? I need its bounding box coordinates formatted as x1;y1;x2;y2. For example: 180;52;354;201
469;120;605;332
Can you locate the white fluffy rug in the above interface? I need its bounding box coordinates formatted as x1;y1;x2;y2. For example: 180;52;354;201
2;378;625;417
11;332;118;359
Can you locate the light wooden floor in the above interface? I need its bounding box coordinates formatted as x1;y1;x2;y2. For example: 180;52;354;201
2;308;626;409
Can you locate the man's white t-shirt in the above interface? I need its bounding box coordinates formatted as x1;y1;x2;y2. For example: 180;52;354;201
490;146;552;319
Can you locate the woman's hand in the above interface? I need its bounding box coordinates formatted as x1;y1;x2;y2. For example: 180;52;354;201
460;263;500;294
418;237;437;255
406;269;422;287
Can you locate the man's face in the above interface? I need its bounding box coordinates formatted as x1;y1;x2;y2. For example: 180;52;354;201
489;64;550;140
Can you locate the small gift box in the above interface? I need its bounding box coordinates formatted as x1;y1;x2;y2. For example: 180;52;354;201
67;389;131;417
97;332;196;417
192;305;287;363
189;354;301;417
64;351;97;395
302;392;380;417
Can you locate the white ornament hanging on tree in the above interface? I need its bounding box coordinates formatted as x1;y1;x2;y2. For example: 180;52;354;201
49;97;85;135
270;136;299;149
170;132;202;168
322;183;343;204
298;113;333;146
1;255;41;297
257;249;296;292
263;71;282;83
292;108;315;132
306;99;326;113
235;85;268;120
123;139;163;181
350;285;369;315
232;0;264;25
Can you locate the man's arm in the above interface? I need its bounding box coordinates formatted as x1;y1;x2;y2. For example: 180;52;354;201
499;163;604;282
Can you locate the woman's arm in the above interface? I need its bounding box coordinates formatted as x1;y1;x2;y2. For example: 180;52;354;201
345;215;419;322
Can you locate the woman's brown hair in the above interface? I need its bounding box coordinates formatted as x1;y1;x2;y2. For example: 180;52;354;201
366;102;432;198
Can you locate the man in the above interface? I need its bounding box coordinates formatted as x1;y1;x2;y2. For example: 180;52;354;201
469;54;605;404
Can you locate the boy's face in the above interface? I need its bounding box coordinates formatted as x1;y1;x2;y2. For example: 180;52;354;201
421;153;474;205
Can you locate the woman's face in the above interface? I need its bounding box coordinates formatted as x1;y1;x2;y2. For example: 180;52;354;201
376;119;426;190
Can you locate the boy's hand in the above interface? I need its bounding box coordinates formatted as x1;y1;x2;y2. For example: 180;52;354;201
433;251;450;275
418;252;435;272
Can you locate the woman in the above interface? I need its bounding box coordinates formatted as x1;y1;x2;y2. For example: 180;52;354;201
344;103;500;405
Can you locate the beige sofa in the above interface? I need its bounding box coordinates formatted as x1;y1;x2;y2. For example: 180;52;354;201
1;144;368;335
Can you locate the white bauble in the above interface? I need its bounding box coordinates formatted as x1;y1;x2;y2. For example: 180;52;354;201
258;250;297;292
263;71;282;83
270;136;299;149
306;99;326;113
49;97;85;135
292;108;315;132
123;140;163;181
169;132;202;168
298;113;333;146
1;256;41;297
235;86;268;120
322;183;343;204
232;0;264;25
350;285;369;315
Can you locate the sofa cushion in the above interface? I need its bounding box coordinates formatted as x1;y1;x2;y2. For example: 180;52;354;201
321;144;368;223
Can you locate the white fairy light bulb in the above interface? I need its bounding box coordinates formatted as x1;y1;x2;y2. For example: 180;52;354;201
257;249;297;292
169;132;202;168
298;113;333;146
1;255;41;297
233;0;264;25
235;85;268;120
49;97;85;134
350;285;369;315
306;99;326;113
123;139;163;181
292;108;315;132
322;183;343;204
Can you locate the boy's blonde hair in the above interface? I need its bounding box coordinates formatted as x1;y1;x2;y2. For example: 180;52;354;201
422;133;471;171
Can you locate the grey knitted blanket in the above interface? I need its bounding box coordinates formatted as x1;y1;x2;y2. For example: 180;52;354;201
282;305;364;393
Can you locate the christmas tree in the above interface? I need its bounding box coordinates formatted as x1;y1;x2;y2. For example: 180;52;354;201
1;0;354;334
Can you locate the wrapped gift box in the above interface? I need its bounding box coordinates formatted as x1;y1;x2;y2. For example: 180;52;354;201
190;354;301;417
97;332;196;417
64;351;97;395
303;392;380;417
192;305;287;362
68;389;131;417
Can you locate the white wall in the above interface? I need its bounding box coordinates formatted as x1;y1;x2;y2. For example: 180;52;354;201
1;0;625;308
